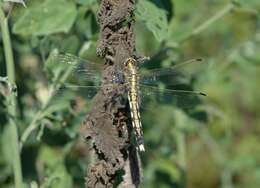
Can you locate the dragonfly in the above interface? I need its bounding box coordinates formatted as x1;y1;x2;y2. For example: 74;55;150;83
49;53;207;151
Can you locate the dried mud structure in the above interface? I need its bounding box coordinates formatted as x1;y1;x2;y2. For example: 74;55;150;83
80;0;143;187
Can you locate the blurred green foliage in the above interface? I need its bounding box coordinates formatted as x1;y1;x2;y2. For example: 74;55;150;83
0;0;260;187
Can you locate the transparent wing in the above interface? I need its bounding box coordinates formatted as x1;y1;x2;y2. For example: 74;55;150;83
50;53;103;84
49;84;102;113
48;53;206;110
140;58;205;86
50;83;206;112
139;84;206;109
48;53;127;110
52;84;102;99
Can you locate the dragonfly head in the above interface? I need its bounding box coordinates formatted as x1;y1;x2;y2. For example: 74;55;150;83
124;58;136;67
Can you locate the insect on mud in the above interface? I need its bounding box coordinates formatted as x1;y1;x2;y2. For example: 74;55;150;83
48;53;207;152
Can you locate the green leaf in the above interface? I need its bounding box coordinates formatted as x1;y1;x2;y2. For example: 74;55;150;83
136;0;168;42
4;0;26;7
155;159;181;181
60;35;80;54
41;100;70;119
44;52;72;82
13;0;77;36
233;0;260;9
30;181;39;188
37;146;73;188
76;0;96;6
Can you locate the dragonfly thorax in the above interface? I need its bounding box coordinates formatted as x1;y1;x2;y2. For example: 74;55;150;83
111;72;125;84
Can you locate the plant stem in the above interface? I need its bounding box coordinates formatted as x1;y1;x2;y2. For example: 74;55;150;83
192;4;234;35
20;83;56;149
179;2;237;43
20;63;75;148
175;127;187;187
0;6;23;188
20;102;48;149
175;129;186;169
198;126;234;188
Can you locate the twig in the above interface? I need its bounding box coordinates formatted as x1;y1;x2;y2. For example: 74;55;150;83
0;5;23;188
20;63;75;149
177;2;238;44
197;125;234;188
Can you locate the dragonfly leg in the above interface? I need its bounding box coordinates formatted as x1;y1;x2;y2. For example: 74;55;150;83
133;52;150;64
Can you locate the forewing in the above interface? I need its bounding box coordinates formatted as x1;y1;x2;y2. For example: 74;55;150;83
49;53;103;84
49;84;102;113
140;58;205;87
52;84;102;99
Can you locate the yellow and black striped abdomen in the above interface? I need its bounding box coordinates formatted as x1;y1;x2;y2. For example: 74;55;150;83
125;58;145;151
